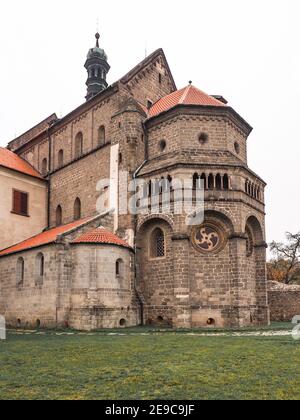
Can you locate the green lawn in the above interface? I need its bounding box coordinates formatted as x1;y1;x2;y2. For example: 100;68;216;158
0;328;299;400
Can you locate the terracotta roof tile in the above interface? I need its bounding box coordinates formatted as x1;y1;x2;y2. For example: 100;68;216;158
0;217;92;257
149;84;226;118
72;227;132;249
0;147;43;179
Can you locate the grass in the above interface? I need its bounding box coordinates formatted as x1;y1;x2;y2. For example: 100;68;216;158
0;325;299;400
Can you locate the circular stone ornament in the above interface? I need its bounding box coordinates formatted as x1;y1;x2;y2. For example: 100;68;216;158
191;222;227;254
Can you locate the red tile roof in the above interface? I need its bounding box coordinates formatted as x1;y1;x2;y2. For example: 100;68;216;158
0;147;43;179
0;218;92;257
149;84;226;118
72;227;132;250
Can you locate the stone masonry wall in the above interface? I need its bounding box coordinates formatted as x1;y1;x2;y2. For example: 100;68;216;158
49;146;111;227
0;245;60;328
69;244;139;330
268;282;300;322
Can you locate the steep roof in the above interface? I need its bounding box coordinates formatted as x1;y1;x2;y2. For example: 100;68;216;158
0;147;43;179
72;227;132;249
149;84;226;118
0;217;92;256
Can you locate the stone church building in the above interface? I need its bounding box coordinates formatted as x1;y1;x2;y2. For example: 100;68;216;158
0;34;269;330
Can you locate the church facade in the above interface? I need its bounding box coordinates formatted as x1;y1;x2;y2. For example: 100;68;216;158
0;34;269;330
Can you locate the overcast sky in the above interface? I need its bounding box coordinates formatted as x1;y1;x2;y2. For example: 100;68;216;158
0;0;299;248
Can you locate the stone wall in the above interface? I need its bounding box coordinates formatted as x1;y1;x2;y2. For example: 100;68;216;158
69;244;139;330
0;213;140;331
135;200;269;328
49;145;111;227
0;245;59;328
121;51;175;106
268;282;300;322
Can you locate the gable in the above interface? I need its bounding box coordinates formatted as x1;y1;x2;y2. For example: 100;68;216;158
120;49;176;107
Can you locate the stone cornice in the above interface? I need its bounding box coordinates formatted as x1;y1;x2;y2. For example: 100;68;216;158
145;105;253;137
137;160;267;186
229;233;248;240
254;241;268;249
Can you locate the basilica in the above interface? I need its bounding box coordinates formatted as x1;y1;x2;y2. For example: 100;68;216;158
0;33;269;330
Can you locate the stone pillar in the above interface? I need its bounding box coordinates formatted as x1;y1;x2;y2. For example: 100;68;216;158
171;234;191;328
254;242;270;325
228;233;249;327
56;244;72;327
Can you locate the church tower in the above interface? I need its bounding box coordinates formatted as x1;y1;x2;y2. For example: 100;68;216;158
85;33;110;101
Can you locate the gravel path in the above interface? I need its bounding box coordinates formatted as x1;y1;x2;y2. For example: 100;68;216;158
6;329;294;338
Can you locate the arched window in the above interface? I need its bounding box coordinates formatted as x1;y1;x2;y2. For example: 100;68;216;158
200;173;207;190
150;228;165;259
116;259;124;278
148;180;153;198
159;177;165;194
246;180;250;195
257;187;261;201
167;175;173;199
56;205;62;226
74;198;81;221
36;253;45;285
16;257;25;287
41;158;48;176
75;132;83;158
58;150;64;168
223;174;229;190
216;174;222;190
98;126;106;146
208;174;214;190
193;173;199;190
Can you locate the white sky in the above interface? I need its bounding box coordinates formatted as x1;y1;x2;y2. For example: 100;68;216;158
0;0;299;246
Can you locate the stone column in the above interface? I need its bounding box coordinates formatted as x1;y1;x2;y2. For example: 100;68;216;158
255;242;270;325
56;244;72;328
228;233;249;327
172;233;191;328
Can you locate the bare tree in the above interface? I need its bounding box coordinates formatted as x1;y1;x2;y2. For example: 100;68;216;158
270;232;300;284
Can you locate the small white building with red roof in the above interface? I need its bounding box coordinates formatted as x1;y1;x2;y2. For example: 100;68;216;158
0;147;47;250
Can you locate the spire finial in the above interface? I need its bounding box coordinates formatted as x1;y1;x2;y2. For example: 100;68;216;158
95;32;100;48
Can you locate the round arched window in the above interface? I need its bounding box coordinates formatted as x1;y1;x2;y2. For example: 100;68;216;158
74;198;81;221
150;228;165;259
75;132;83;158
